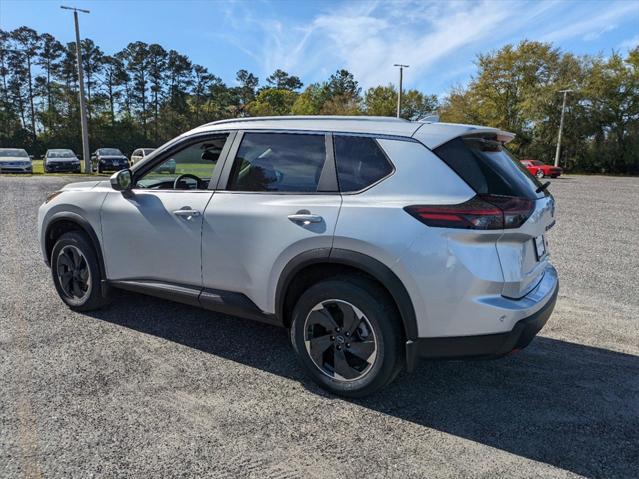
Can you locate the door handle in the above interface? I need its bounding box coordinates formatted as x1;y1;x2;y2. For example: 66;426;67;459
173;208;201;219
288;213;323;225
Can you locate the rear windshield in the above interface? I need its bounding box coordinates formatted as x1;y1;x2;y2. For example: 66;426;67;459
434;136;545;199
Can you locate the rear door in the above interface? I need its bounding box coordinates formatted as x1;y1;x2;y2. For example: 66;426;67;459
434;135;555;298
201;131;341;314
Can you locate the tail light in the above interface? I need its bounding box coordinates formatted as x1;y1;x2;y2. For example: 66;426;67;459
404;195;534;230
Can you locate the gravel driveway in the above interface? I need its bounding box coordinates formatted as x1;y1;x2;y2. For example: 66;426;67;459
1;174;637;478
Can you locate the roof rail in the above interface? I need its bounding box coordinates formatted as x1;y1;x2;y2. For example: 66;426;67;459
204;115;411;127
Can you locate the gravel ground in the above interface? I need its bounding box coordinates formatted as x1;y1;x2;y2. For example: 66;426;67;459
1;174;637;479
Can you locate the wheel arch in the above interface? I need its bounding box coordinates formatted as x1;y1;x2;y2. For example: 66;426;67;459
44;212;106;281
275;248;418;342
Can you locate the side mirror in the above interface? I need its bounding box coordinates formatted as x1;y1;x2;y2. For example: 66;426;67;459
110;169;133;191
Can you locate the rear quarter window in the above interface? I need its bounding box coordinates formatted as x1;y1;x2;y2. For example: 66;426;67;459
334;135;393;192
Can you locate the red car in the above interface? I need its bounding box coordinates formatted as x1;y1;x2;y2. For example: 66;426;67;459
520;159;563;179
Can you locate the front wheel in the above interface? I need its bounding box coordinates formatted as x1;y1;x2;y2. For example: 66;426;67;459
290;277;403;397
51;231;110;311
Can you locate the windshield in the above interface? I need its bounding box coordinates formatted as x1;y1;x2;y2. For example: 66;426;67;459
0;149;28;158
99;148;123;156
47;149;76;158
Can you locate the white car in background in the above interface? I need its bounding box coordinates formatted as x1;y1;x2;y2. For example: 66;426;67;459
37;116;559;397
0;148;32;174
130;148;156;165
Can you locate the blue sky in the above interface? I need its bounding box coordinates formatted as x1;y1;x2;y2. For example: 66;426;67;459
2;0;638;95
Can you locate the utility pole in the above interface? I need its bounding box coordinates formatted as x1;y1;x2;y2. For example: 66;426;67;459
61;5;91;174
393;64;409;118
554;89;573;168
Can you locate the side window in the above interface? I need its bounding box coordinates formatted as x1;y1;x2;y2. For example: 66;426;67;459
334;135;393;192
135;134;229;190
227;132;326;192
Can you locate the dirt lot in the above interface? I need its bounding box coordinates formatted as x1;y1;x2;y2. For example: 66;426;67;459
1;174;637;478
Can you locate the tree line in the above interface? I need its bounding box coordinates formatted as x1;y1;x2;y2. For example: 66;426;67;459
1;27;637;173
441;41;639;174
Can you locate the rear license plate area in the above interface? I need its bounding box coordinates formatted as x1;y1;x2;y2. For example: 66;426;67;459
534;235;547;260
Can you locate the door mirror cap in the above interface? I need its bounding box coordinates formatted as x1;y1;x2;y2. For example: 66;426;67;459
110;169;133;191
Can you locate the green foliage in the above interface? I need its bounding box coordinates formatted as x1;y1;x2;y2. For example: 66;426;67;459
246;88;298;116
3;27;635;174
364;84;438;119
441;40;639;173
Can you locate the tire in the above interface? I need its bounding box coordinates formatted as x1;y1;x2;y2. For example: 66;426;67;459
51;231;110;311
290;277;404;397
536;169;545;179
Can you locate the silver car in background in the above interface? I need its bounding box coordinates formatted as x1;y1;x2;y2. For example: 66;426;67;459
38;116;559;397
0;148;32;173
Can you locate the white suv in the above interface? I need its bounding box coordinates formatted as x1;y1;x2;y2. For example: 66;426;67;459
38;116;558;397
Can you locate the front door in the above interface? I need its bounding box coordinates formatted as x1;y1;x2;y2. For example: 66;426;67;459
101;134;230;287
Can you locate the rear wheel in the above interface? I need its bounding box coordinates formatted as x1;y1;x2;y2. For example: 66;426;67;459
536;169;545;179
290;277;403;397
51;231;110;311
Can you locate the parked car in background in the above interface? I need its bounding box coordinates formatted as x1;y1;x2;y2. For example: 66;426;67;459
130;148;156;165
92;148;129;173
155;157;176;174
521;159;562;178
0;148;32;173
131;148;175;173
38;116;559;397
44;149;81;173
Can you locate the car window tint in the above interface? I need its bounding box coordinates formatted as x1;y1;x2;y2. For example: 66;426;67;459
334;135;393;192
434;136;546;199
136;135;228;189
228;133;326;192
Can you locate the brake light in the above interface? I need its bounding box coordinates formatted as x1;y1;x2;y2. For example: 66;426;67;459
404;195;534;230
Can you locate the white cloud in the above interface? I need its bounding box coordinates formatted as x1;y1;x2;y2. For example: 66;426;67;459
619;34;639;50
219;0;639;93
541;1;639;42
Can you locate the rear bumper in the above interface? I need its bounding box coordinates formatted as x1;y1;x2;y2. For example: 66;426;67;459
406;272;559;371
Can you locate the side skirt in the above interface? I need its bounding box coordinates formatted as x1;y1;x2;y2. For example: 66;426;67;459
109;280;282;327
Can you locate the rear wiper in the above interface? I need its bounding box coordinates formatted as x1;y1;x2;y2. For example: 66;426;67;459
536;181;551;193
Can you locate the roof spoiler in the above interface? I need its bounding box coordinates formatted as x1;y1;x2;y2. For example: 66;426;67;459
462;129;516;144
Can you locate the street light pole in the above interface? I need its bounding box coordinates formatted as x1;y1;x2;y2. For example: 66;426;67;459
61;5;91;174
393;64;409;118
554;89;573;168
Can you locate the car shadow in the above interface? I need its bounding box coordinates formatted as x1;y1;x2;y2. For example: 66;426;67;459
86;291;638;479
